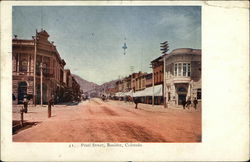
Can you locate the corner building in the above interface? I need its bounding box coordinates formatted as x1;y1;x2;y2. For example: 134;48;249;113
12;30;66;104
164;48;201;106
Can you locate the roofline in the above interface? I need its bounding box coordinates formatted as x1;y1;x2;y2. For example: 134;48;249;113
161;48;201;61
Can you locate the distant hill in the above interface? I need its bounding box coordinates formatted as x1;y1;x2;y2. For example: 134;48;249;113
98;79;119;90
72;74;99;93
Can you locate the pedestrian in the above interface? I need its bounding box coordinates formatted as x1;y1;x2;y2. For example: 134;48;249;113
133;97;139;109
51;95;55;107
48;96;53;118
23;97;28;113
193;97;198;110
182;99;186;109
12;93;16;101
186;97;191;109
102;95;106;101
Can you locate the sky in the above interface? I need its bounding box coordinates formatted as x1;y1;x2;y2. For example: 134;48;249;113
13;6;201;85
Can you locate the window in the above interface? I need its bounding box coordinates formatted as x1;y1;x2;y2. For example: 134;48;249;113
13;53;18;72
19;54;29;72
178;63;182;76
174;64;177;76
174;62;191;77
20;60;28;72
183;63;187;76
187;63;191;76
159;71;161;81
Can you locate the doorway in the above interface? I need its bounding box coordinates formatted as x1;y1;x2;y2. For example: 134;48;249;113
176;86;188;105
18;82;27;104
178;94;186;105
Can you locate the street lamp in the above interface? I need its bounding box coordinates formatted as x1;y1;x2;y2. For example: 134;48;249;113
32;29;38;106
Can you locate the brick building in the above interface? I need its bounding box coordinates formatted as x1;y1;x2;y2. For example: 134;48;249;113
122;76;132;92
145;73;152;88
134;72;147;92
163;48;201;106
151;55;165;105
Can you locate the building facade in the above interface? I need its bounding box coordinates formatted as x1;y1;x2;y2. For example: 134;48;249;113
151;56;164;105
12;29;81;104
134;72;147;91
164;48;201;106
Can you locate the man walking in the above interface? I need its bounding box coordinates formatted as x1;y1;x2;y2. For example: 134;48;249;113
133;97;139;109
186;97;191;109
193;98;198;110
23;97;28;113
51;95;55;107
182;99;186;109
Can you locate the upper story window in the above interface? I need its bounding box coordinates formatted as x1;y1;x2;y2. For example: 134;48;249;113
174;62;191;77
20;60;28;72
174;64;177;76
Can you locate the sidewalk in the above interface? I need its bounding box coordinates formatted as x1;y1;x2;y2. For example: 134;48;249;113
12;105;50;122
12;101;84;122
106;99;201;113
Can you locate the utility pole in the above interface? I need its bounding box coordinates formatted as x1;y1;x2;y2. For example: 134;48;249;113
160;41;169;108
151;65;154;107
130;66;134;93
163;56;167;108
33;29;37;106
40;62;43;106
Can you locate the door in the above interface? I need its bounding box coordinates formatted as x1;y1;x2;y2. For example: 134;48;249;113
176;86;188;105
178;94;186;105
18;82;27;104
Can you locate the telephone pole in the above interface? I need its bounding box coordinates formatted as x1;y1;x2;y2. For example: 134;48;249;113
150;64;154;107
160;41;169;108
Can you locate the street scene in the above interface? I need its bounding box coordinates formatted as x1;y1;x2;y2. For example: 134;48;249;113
13;98;201;142
12;6;201;142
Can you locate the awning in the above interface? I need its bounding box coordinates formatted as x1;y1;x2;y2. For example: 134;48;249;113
115;90;134;97
133;85;162;97
115;92;125;97
123;90;133;96
115;85;163;97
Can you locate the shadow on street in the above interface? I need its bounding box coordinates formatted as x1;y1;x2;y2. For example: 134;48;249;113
12;120;41;135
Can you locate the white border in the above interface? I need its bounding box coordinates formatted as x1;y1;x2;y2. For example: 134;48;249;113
1;1;249;161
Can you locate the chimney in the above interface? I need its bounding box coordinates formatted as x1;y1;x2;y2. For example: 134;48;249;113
14;35;18;39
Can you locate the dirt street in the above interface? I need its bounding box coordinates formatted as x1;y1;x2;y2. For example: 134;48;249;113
13;98;201;142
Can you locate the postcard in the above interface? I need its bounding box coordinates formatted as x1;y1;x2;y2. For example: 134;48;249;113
1;1;249;161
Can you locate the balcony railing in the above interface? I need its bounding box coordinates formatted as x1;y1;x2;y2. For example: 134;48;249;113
172;76;191;83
